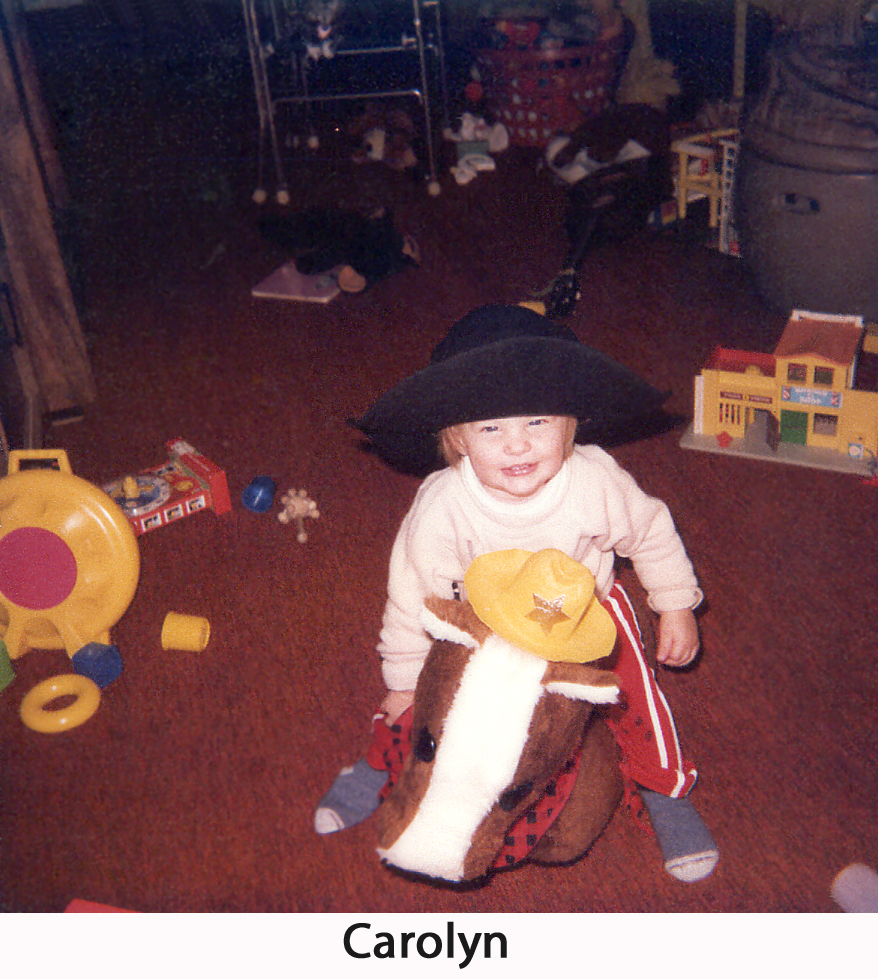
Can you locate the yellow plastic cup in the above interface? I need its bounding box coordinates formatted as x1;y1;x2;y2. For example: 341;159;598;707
161;612;211;652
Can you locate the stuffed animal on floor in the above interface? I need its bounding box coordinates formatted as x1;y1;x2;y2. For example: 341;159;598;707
374;549;625;884
348;104;418;171
258;206;419;293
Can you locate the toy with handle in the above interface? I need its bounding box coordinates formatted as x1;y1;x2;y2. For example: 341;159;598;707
0;449;140;661
277;488;320;543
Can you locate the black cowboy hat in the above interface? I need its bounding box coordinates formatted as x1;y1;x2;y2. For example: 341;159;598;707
351;304;670;476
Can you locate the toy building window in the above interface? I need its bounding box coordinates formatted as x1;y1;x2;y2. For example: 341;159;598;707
813;413;838;436
787;363;807;382
814;366;834;386
719;400;741;426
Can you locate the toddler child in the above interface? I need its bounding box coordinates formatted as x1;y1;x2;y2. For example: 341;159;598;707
315;304;718;883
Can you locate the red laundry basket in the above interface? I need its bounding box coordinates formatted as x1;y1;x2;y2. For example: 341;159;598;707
477;32;625;148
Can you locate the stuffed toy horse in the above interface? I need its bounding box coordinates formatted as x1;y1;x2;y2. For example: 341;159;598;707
374;549;626;884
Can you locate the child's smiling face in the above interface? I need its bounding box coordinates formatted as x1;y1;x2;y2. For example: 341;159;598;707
449;415;576;502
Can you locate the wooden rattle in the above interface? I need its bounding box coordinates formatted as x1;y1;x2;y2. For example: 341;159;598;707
278;488;320;543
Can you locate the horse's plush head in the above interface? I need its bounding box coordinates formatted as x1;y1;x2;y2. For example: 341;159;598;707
374;596;621;883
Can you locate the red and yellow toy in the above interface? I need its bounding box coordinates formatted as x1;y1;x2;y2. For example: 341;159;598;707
0;449;140;662
104;438;232;536
683;310;878;477
0;449;141;733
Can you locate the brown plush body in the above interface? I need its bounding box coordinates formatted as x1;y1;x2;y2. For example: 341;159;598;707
349;104;418;170
374;598;624;883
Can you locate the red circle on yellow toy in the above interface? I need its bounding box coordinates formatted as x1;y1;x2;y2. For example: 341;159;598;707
0;452;140;660
0;527;78;609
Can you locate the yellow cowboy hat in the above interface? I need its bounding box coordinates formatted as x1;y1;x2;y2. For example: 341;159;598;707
464;549;617;664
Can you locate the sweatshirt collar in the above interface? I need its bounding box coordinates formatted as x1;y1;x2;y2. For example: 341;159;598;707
459;455;571;520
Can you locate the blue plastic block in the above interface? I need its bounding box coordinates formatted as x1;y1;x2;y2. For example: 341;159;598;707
72;643;123;688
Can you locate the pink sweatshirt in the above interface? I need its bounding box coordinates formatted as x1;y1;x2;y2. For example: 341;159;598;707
378;444;702;691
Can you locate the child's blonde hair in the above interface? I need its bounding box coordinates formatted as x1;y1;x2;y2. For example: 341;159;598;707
437;417;578;467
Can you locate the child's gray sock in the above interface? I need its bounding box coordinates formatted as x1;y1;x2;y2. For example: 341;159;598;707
638;787;719;882
313;758;388;834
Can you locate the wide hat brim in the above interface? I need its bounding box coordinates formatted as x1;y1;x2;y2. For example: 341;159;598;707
352;334;669;476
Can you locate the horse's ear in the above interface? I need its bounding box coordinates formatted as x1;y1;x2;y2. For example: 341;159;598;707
421;597;491;647
542;662;620;704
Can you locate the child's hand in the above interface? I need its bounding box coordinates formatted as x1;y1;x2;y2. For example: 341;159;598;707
381;689;415;725
656;609;700;667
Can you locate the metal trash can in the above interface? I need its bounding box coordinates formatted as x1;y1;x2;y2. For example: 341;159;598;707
736;34;878;320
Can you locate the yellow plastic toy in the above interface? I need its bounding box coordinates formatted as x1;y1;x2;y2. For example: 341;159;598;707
161;612;211;652
671;128;738;228
19;674;101;734
682;310;878;477
0;449;140;661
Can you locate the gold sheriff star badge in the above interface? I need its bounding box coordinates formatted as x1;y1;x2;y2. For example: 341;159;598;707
526;593;570;634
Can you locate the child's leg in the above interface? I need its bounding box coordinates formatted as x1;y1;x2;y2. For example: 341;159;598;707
603;582;697;796
313;709;413;834
313;753;388;834
314;714;390;834
637;788;719;882
601;582;718;881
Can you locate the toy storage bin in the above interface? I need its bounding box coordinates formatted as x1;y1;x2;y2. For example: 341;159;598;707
736;36;878;320
476;32;625;148
736;146;878;320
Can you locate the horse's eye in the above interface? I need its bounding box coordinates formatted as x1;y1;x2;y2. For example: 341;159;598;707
414;726;436;763
499;780;534;812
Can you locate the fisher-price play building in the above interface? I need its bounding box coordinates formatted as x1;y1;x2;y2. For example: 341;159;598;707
681;310;878;476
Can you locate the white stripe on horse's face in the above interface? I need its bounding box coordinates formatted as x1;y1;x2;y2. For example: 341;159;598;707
377;634;547;881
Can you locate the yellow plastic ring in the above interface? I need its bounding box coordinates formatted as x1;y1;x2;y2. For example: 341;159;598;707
20;674;101;734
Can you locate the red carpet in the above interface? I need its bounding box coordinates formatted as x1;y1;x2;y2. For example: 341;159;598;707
2;11;877;916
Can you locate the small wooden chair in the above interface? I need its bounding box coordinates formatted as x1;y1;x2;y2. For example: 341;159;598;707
671;129;738;227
